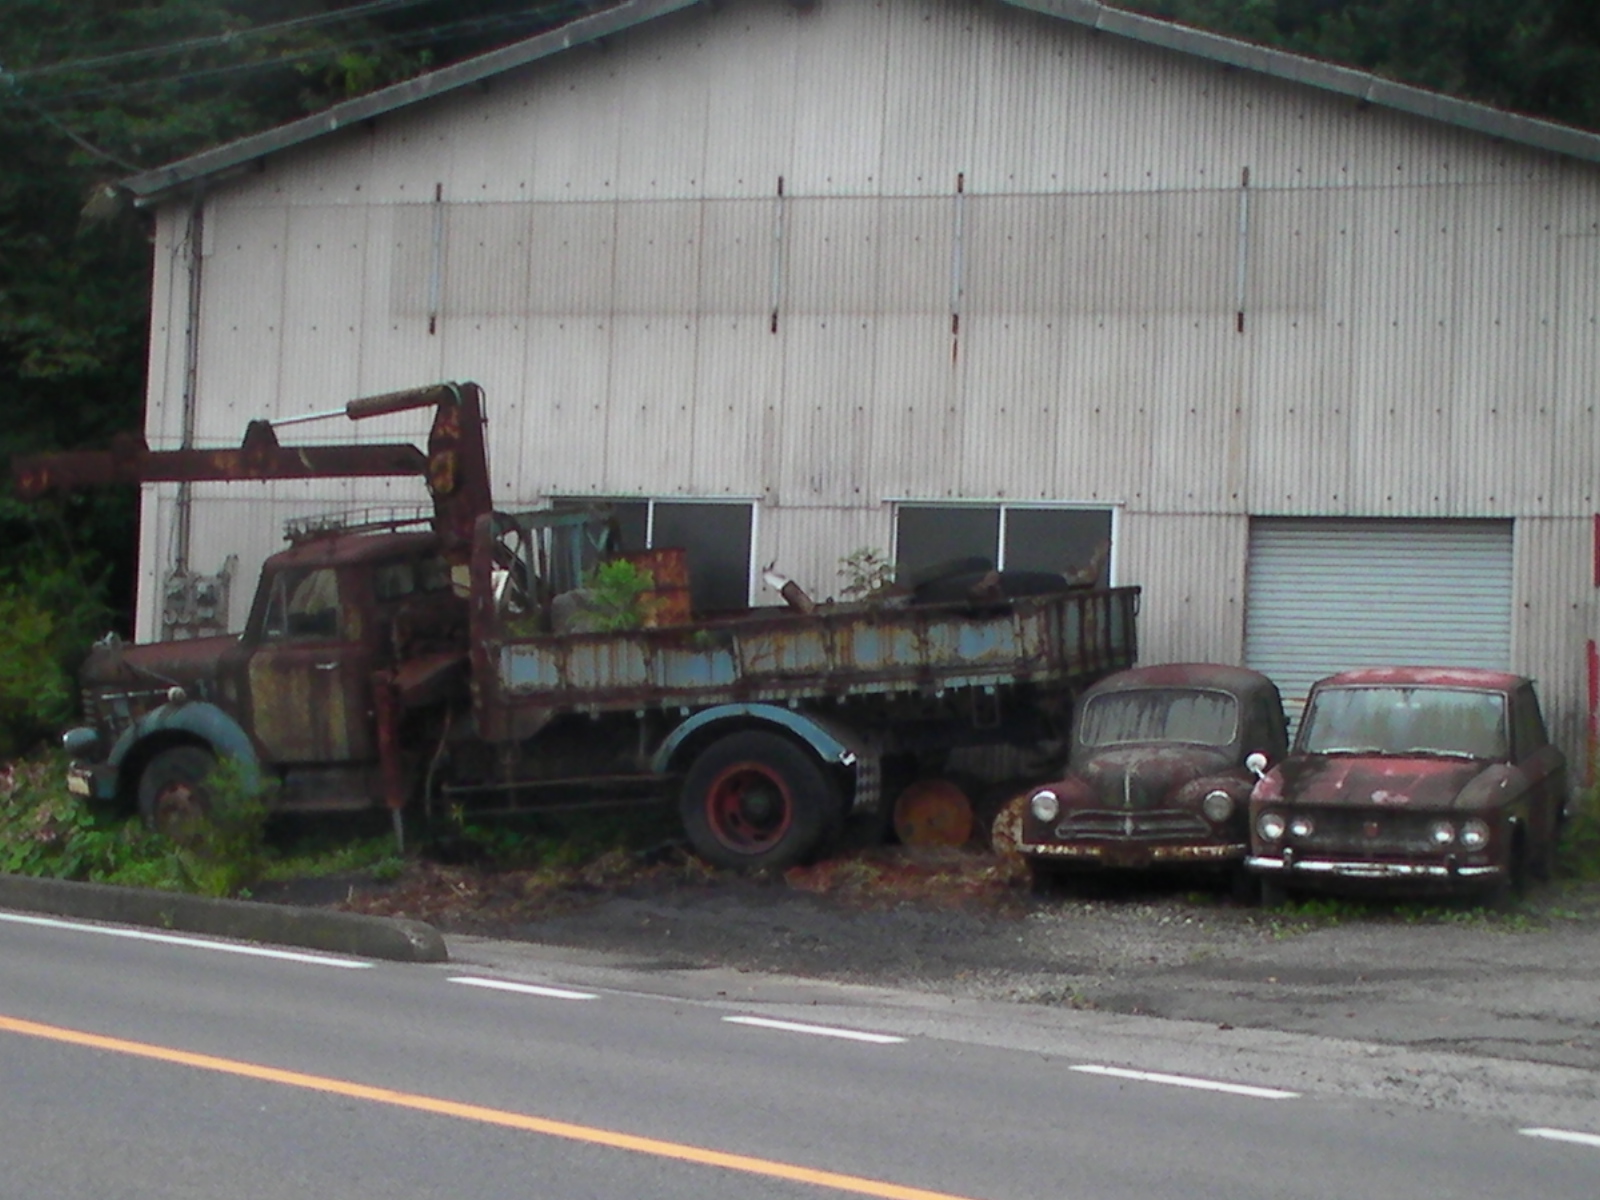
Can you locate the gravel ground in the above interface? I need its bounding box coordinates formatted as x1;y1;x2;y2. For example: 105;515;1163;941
269;844;1600;1073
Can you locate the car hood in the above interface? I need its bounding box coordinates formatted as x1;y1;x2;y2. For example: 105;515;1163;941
1271;754;1492;811
1064;745;1236;809
79;635;237;692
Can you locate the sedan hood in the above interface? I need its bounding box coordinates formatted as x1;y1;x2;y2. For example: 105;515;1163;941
1069;745;1235;809
1273;754;1491;811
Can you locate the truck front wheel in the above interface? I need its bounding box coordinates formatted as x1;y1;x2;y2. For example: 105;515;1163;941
138;745;216;842
680;732;838;871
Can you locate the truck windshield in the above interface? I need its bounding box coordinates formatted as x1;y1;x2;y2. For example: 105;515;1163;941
1298;686;1507;759
1078;688;1238;747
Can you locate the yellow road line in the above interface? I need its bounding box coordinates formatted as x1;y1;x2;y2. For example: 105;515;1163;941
0;1014;984;1200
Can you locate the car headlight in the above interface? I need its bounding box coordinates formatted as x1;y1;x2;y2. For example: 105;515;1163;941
1256;811;1286;841
1030;789;1061;823
1458;819;1490;850
1428;819;1456;846
1201;790;1233;823
1288;815;1315;839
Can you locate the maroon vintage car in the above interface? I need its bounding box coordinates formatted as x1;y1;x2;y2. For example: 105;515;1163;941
1246;667;1567;905
1015;664;1289;894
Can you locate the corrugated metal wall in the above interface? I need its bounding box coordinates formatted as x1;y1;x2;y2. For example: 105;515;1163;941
140;0;1600;763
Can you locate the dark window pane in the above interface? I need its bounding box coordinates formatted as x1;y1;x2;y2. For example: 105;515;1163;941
896;506;998;583
1004;508;1112;584
651;502;752;613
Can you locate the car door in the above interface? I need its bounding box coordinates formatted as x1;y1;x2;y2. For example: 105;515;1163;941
245;565;375;763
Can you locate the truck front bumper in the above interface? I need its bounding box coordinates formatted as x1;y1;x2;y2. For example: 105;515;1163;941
66;761;118;803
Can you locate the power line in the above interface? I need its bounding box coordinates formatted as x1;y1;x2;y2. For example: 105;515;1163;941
6;8;585;109
10;0;449;81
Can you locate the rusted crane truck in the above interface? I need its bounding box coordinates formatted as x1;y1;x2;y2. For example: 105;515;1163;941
14;383;1139;869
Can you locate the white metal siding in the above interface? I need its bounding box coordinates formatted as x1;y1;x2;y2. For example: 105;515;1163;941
1243;519;1515;721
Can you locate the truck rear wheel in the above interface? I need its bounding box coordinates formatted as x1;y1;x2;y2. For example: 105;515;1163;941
680;732;838;871
138;745;216;842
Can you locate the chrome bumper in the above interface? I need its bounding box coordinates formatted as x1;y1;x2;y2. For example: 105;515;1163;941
1246;856;1503;881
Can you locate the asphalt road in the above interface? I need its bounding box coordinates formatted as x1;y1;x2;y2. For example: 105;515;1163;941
3;910;1599;1200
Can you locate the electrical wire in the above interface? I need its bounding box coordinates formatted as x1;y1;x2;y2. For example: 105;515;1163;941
6;6;589;109
9;0;451;81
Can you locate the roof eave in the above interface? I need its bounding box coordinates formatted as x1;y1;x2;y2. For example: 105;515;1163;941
1006;0;1600;165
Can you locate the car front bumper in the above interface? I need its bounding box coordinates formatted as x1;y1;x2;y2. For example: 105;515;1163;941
1246;854;1503;883
1022;841;1246;869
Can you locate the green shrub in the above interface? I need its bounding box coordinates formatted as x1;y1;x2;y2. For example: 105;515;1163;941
1558;780;1600;882
0;751;270;897
584;559;656;631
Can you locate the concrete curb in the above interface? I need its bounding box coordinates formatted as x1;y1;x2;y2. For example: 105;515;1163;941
0;874;448;963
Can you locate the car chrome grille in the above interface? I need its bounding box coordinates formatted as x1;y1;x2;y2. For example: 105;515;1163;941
1056;810;1210;840
1288;809;1445;856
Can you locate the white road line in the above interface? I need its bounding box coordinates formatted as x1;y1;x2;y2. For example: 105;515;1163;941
449;977;597;1001
0;911;372;968
1070;1064;1298;1100
722;1016;906;1044
1520;1127;1600;1150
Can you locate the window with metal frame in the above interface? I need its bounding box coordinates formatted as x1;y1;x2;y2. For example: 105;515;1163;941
553;497;755;615
893;504;1113;589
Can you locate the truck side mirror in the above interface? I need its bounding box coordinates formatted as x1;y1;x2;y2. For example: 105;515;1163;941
1245;752;1269;779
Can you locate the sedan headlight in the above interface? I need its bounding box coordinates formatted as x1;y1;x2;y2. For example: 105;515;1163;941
1288;815;1315;839
1256;811;1286;841
1458;819;1490;850
1030;789;1061;823
1201;790;1233;823
1428;819;1456;846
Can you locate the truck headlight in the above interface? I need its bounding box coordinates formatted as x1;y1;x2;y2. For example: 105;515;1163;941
1256;811;1286;841
1030;789;1060;823
61;727;102;758
1202;790;1233;822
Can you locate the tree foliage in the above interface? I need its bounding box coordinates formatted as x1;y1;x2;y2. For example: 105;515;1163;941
1112;1;1600;131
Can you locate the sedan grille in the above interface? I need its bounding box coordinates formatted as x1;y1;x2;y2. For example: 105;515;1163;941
1056;810;1210;840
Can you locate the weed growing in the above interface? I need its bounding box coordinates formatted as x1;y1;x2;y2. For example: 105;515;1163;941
0;751;270;897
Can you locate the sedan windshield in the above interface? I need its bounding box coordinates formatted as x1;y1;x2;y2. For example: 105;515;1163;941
1078;688;1239;748
1299;686;1507;759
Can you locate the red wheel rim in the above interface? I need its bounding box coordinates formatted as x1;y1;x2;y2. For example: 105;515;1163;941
704;761;794;853
153;779;207;840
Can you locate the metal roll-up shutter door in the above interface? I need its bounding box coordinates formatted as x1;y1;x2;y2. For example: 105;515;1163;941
1244;519;1514;724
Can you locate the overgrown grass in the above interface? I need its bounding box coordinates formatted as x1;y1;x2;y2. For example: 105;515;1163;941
1556;781;1600;882
1;751;267;898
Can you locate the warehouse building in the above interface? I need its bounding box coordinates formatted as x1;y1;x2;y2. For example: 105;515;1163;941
124;0;1600;764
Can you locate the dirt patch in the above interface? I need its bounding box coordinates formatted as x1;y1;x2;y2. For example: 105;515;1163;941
255;844;1600;1071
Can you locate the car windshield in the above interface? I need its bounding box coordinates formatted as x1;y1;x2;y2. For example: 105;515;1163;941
1298;686;1508;759
1078;688;1239;748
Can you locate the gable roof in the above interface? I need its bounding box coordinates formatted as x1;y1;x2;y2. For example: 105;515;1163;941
121;0;1600;206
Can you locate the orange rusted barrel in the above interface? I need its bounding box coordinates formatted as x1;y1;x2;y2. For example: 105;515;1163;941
892;778;974;847
620;547;692;626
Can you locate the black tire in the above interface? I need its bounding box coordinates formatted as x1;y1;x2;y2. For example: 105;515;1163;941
137;745;216;842
1258;877;1291;909
679;731;839;871
1228;866;1262;906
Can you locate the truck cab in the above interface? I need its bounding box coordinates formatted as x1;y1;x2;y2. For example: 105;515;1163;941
66;529;467;829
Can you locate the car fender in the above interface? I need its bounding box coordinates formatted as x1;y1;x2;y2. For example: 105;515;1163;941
107;700;262;792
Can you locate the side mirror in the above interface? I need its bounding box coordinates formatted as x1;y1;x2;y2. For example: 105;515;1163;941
1245;751;1269;779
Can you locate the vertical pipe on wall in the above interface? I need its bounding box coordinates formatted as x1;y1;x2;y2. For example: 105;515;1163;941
1234;166;1250;334
769;175;785;334
174;191;206;575
949;172;966;362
